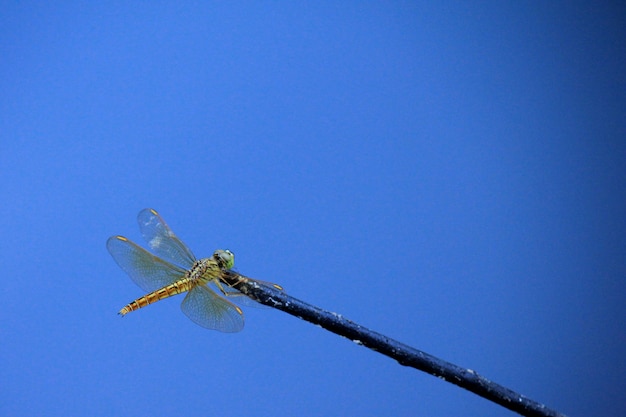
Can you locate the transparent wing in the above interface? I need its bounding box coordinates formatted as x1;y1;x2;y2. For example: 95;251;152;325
137;208;196;268
181;285;244;333
107;235;187;292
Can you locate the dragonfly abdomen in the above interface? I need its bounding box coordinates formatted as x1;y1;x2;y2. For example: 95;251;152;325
118;278;194;316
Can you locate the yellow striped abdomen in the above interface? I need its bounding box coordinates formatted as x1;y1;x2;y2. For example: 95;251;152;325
119;278;194;316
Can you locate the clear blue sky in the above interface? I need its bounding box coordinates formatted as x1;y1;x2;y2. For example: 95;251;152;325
1;2;624;416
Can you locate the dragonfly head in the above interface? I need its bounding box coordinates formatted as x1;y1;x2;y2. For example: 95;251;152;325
214;249;235;269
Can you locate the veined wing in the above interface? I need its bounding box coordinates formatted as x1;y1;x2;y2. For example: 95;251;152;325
107;235;187;293
181;285;244;332
137;208;196;268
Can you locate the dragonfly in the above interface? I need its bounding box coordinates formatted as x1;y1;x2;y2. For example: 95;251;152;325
106;208;282;332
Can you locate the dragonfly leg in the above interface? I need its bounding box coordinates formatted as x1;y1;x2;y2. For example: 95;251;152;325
213;278;230;296
214;276;255;300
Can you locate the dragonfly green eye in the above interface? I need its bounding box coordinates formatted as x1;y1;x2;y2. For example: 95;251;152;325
214;249;235;269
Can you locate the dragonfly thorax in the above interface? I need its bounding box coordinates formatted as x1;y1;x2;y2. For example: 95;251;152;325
187;258;221;285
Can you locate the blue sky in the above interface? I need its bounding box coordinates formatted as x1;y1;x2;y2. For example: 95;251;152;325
1;2;624;416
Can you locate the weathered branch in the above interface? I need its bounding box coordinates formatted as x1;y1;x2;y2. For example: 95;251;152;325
221;271;566;417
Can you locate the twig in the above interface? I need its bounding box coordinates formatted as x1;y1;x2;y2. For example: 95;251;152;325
221;271;567;417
